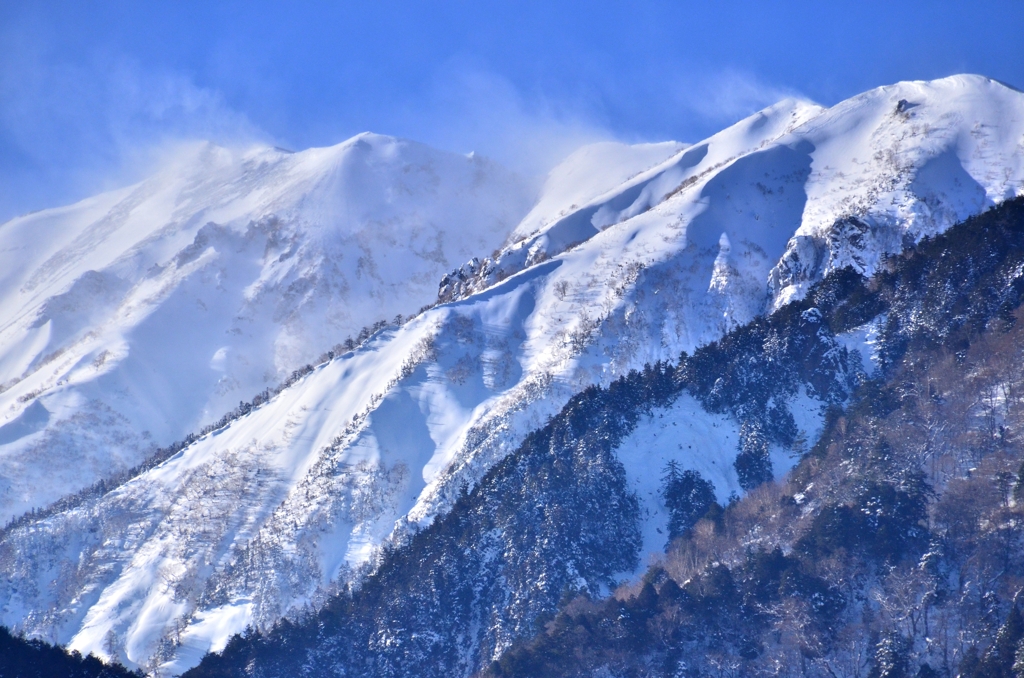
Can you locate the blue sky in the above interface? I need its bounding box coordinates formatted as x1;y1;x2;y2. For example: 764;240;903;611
2;0;1022;222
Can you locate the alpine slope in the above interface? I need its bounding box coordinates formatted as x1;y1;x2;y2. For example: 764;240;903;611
1;74;1022;674
0;134;536;524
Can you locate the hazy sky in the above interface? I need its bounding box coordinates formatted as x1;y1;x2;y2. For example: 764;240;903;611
2;0;1023;221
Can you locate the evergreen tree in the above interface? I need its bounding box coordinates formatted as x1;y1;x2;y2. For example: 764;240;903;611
735;418;773;490
965;604;1024;678
1012;636;1024;678
868;631;911;678
660;464;717;541
1013;460;1024;504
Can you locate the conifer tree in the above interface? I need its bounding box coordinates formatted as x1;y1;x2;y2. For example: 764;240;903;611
868;631;911;678
660;463;717;541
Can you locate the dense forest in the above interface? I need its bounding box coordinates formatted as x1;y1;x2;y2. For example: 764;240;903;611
0;626;141;678
486;198;1024;677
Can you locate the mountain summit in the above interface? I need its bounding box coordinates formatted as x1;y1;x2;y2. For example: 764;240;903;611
0;134;536;523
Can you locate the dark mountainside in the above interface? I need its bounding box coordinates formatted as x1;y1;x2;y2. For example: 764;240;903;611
175;197;1024;678
486;197;1024;677
0;626;142;678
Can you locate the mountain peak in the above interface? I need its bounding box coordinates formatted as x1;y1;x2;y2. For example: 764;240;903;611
0;132;536;527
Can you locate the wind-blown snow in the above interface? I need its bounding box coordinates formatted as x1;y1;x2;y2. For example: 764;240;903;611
0;134;536;523
2;75;1023;674
510;140;688;242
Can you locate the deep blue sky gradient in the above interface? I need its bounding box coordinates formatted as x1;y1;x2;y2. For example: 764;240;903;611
2;1;1022;221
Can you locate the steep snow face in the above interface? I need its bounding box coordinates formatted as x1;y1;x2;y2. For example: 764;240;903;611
769;75;1024;307
2;75;1024;674
0;134;536;523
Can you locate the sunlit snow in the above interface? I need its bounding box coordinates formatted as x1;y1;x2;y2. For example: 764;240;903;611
1;75;1023;674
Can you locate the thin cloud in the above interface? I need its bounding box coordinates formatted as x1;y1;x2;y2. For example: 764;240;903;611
0;32;266;220
412;63;619;177
672;70;812;127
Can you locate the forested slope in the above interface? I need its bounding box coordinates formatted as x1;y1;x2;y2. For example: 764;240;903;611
484;199;1024;677
0;627;141;678
182;198;1024;675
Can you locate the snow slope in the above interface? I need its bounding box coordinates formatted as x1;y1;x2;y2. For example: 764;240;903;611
0;134;536;523
2;75;1023;674
509;140;688;241
616;385;828;571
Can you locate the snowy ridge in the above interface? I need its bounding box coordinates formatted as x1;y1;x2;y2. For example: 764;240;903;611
0;134;535;523
1;75;1023;674
509;140;689;241
439;99;823;303
769;76;1024;307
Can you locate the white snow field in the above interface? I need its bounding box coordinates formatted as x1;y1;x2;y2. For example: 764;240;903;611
1;75;1023;674
0;134;537;524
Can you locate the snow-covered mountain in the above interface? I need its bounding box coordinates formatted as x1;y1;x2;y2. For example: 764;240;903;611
1;75;1023;675
0;134;536;523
